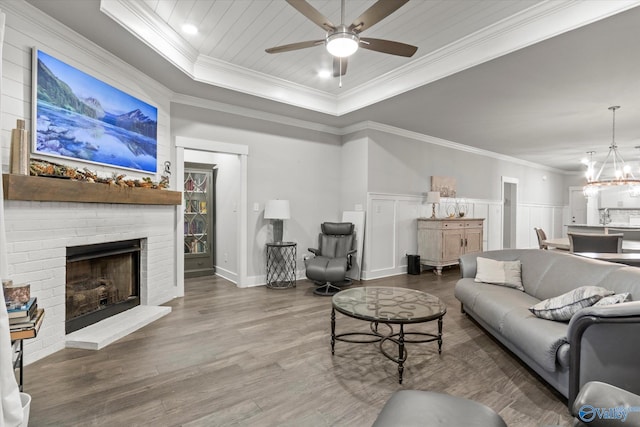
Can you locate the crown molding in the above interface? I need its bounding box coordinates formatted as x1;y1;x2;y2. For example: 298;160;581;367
171;90;570;174
193;55;337;115
336;0;640;114
100;0;338;115
3;0;173;102
100;0;640;116
351;121;570;174
171;93;343;136
100;0;198;76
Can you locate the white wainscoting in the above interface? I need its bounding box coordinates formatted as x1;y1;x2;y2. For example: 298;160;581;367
517;203;567;248
362;193;567;280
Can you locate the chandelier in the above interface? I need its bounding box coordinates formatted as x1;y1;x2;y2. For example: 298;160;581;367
583;106;640;197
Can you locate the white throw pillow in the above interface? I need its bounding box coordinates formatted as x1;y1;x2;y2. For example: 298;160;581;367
474;257;524;291
529;286;614;321
593;292;630;306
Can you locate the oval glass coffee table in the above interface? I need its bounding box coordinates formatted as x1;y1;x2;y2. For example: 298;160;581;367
331;286;447;384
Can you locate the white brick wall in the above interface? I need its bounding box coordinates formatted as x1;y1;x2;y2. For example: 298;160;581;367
0;2;181;364
3;201;178;364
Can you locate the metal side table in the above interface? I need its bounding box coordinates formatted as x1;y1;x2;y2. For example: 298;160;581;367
266;242;297;289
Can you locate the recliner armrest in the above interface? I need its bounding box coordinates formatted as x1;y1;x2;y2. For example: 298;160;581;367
346;249;357;269
308;248;320;256
571;301;640;323
572;381;640;426
567;301;640;408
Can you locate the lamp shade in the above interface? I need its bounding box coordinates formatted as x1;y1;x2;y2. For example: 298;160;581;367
264;200;290;220
426;191;440;204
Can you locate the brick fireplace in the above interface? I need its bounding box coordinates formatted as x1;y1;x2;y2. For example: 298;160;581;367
66;239;142;334
2;176;182;363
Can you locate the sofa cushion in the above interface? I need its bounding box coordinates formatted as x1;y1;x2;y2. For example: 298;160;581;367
456;279;540;332
529;286;614;321
500;307;570;372
474;257;524;291
594;292;630;306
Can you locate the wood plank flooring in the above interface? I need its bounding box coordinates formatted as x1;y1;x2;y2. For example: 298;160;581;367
25;269;573;426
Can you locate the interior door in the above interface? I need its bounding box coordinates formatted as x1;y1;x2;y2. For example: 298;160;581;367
502;178;518;248
570;188;588;225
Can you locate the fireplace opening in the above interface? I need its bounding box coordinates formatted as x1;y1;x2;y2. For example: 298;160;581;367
66;239;141;334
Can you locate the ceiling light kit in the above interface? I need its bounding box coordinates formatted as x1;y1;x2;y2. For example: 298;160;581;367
181;23;198;35
266;0;418;87
583;106;640;197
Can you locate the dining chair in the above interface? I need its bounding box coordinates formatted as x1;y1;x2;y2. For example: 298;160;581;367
567;232;624;253
534;227;548;250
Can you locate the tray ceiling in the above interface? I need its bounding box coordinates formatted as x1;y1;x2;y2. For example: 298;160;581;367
100;0;639;115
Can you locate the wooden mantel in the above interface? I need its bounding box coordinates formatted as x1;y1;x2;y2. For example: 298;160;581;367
2;174;182;205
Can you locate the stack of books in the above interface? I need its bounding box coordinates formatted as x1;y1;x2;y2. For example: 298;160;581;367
4;283;45;340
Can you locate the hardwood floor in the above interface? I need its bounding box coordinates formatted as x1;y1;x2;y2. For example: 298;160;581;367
25;269;573;426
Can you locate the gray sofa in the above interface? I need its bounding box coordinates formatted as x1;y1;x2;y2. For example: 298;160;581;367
455;249;640;407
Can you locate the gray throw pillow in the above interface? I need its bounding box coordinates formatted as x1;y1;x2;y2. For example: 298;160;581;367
474;257;524;291
529;286;614;321
593;292;630;306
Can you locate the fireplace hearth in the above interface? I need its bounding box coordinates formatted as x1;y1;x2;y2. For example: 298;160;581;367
66;239;141;334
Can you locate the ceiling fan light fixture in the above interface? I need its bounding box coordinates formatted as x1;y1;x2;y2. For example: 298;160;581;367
326;28;359;57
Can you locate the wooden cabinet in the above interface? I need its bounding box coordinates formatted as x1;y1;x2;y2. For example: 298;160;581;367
417;218;484;275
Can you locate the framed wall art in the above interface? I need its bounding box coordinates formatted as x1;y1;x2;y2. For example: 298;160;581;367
431;176;457;198
32;48;158;173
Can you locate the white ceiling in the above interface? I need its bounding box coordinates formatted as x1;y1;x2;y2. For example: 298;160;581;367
23;0;640;172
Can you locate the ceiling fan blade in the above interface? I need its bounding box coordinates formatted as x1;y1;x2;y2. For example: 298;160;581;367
265;39;324;54
286;0;335;32
349;0;410;33
333;57;348;77
359;38;418;57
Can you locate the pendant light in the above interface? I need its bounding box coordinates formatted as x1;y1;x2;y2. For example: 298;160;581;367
583;106;640;197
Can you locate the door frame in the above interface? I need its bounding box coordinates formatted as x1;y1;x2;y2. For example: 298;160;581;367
501;176;518;249
175;136;249;292
569;186;592;228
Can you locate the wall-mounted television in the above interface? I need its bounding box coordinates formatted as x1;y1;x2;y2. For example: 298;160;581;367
32;49;158;174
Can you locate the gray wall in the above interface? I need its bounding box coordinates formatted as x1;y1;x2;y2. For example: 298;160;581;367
340;130;368;211
366;129;567;205
171;103;343;280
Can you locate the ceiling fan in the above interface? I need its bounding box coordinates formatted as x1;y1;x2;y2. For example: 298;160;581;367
265;0;418;79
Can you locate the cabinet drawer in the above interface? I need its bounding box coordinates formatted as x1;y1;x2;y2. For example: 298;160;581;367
465;221;484;228
442;221;464;228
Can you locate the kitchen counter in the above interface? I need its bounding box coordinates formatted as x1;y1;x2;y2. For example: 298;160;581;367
567;224;640;240
568;224;640;229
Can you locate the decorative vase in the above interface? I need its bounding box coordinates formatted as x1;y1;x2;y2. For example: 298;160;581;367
455;199;468;218
10;119;30;175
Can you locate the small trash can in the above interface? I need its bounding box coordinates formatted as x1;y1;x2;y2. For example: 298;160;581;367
407;255;421;275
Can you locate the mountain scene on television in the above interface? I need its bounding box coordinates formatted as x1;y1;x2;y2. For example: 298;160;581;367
35;51;158;173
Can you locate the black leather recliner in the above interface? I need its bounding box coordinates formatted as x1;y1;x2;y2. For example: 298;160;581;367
305;222;357;296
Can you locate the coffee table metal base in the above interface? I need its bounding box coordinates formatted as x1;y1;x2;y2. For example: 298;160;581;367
331;308;443;384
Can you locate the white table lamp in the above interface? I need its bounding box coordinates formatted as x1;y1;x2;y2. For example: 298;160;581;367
426;191;440;219
265;200;290;243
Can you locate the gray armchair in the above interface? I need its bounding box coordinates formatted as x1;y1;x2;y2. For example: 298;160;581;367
305;222;356;296
568;232;623;253
573;381;640;426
